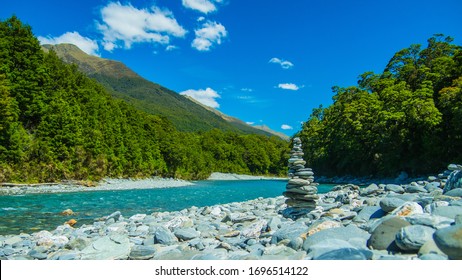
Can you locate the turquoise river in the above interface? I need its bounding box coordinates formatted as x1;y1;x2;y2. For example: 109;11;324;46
0;180;334;235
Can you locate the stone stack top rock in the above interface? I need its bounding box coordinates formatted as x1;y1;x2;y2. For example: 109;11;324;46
283;137;318;213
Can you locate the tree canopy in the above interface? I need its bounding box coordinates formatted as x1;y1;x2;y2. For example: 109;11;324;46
0;16;288;183
299;34;462;177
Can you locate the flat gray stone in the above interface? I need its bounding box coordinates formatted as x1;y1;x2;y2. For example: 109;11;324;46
405;213;454;229
353;206;386;224
360;184;380;196
367;217;410;251
129;245;156;260
315;247;373;260
433;224;462;260
385;184;405;193
81;235;130;260
406;185;427;193
303;224;370;251
395;225;435;252
380;197;406;212
419;254;448;260
271;222;308;244
174;228;200;241
444;188;462;197
154;226;178;245
432;206;462;219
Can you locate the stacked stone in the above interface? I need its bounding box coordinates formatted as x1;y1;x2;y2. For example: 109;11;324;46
283;137;318;211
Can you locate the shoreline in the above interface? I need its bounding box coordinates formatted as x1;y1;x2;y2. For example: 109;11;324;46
0;173;286;196
0;177;195;196
207;172;286;181
0;173;460;260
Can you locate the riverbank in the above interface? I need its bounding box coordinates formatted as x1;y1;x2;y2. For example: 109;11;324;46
0;177;194;195
207;172;286;181
0;172;287;196
0;165;461;260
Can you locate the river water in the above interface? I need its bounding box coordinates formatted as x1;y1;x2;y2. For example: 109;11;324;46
0;180;334;235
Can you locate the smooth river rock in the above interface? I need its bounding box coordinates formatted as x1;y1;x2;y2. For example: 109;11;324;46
367;217;411;251
395;225;436;252
433;224;462;260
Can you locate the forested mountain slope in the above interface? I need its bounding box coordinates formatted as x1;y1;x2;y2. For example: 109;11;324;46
0;16;288;182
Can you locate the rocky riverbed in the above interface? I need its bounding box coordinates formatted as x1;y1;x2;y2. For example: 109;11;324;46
1;165;461;260
0;177;194;195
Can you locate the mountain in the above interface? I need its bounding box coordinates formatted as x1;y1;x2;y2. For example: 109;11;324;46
41;44;285;139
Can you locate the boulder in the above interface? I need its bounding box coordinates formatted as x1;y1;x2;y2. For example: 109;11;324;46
379;197;406;213
367;217;410;251
81;235;130;260
129;245;156;260
174;228;200;241
433;224;462;260
432;206;462;219
154;226;178;245
395;225;436;252
390;202;423;217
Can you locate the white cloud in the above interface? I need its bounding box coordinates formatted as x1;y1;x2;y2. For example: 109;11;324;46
180;87;221;108
38;32;99;56
182;0;223;14
241;88;253;92
97;2;187;51
197;16;206;22
192;21;227;51
246;121;255;125
278;83;300;90
269;57;294;69
166;45;178;51
281;124;293;130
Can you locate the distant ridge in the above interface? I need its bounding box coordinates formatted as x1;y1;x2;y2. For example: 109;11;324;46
42;43;286;139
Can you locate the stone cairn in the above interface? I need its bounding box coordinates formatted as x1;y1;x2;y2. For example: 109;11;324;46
283;137;318;217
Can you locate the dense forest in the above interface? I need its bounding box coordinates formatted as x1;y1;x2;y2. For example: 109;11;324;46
299;34;462;177
0;16;288;183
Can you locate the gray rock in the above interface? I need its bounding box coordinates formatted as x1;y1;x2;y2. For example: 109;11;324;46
419;254;448;260
66;237;91;250
49;250;80;260
154;226;178;245
448;164;460;171
174;228;200;241
106;211;122;222
28;249;48;260
271;222;308;244
367;217;411;251
81;235;130;260
395;225;435;252
4;236;23;246
360;184;380;196
306;239;354;259
432;206;462;219
444;169;462;192
444;188;462;197
315;247;373;260
433;224;462;260
385;184;405;194
191;249;228;260
379;197;406;213
406;185;428;193
303;224;370;251
418;239;447;257
241;219;267;239
425;182;441;192
129;245;156;260
267;216;282;231
405;213;454;229
353;206;386;224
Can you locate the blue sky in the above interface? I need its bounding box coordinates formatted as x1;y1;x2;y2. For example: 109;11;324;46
2;0;462;136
